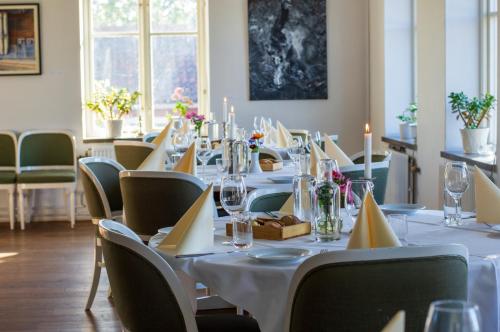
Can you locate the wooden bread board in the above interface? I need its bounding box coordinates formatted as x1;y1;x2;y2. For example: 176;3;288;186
226;222;311;241
259;160;283;171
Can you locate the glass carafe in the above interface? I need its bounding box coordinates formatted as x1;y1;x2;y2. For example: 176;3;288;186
293;154;315;223
222;138;249;175
313;159;341;241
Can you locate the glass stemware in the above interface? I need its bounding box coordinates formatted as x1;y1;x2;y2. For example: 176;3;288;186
344;180;374;230
444;161;470;226
424;300;481;332
220;175;248;247
197;137;213;181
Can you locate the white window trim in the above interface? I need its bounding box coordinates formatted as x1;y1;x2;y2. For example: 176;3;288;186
79;0;209;138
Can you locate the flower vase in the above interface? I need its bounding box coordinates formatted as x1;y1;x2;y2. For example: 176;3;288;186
249;152;262;174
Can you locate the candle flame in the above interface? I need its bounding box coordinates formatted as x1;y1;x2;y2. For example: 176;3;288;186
230;105;235;113
223;97;228;103
365;123;370;133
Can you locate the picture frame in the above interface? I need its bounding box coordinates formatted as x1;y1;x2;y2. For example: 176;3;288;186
0;3;41;76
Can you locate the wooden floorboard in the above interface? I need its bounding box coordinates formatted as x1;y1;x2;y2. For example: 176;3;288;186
0;221;122;332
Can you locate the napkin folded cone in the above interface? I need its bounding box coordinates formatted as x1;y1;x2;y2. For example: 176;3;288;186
381;311;405;332
158;184;214;255
152;120;174;149
323;134;354;167
310;141;330;178
276;121;293;148
137;140;167;171
347;191;401;249
173;142;197;176
474;166;500;224
279;194;294;215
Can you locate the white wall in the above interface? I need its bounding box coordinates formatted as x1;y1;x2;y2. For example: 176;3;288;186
207;0;370;155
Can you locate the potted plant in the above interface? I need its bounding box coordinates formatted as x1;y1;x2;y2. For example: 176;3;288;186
396;102;417;140
185;111;205;137
86;81;140;138
449;92;496;154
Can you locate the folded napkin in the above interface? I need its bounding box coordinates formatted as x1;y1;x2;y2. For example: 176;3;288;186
381;311;405;332
279;194;294;215
137;140;167;171
324;134;354;167
347;191;401;249
157;184;214;255
310;140;329;178
152;120;174;149
474;166;500;224
276;121;293;148
173;142;197;176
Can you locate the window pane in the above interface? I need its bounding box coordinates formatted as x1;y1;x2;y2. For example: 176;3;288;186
92;0;138;33
93;36;140;132
151;35;198;128
150;0;197;32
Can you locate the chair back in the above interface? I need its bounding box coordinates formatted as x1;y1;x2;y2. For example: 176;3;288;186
17;130;75;173
99;220;197;332
120;171;207;238
247;188;292;212
340;160;390;204
285;244;468;332
351;150;392;164
79;157;125;220
259;147;283;161
206;148;223;165
0;131;16;169
143;131;160;143
113;141;156;170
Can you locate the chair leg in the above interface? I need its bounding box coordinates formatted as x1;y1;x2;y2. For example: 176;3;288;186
69;189;75;228
85;237;103;311
18;189;25;231
8;189;15;230
25;190;32;224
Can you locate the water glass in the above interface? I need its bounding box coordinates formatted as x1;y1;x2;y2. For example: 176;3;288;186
344;180;374;230
444;162;470;225
388;214;408;244
232;211;253;249
424;300;481;332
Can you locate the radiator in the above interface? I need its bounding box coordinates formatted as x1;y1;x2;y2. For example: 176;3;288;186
385;150;410;204
89;143;115;159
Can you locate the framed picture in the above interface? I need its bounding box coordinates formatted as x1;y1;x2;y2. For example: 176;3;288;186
248;0;327;100
0;4;41;76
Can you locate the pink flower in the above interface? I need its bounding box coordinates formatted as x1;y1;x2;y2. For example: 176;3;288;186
171;87;184;101
185;110;197;120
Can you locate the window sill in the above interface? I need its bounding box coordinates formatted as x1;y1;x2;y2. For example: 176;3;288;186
440;150;496;172
83;136;143;144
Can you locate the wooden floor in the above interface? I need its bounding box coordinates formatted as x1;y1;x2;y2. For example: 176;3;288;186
0;221;122;331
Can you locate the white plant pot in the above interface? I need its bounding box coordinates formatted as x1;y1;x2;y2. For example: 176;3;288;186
399;123;412;140
409;124;417;139
106;119;123;138
460;127;489;154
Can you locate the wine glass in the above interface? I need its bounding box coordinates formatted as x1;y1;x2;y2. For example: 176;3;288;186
424;300;481;332
444;161;470;226
344;180;374;230
253;116;260;131
197;137;212;181
220;175;248;246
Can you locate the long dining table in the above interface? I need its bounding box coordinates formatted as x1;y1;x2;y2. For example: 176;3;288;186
150;209;500;332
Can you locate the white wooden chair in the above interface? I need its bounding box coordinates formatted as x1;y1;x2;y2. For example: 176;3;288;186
16;130;76;229
0;131;17;230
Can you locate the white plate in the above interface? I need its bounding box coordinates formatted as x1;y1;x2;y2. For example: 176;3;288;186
380;204;426;215
268;176;294;184
247;248;311;263
158;227;173;234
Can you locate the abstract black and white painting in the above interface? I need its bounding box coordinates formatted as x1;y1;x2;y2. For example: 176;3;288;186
248;0;327;100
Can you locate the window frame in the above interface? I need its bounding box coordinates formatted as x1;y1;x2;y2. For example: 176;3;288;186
80;0;209;138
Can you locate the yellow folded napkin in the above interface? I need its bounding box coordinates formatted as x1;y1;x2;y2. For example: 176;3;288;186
381;311;405;332
152;120;174;149
474;166;500;224
279;194;294;215
310;141;329;178
173;142;197;176
347;191;401;249
137;140;166;171
157;184;214;255
324;134;354;167
276;121;293;148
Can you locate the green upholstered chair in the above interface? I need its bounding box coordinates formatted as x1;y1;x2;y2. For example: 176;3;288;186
0;131;17;230
113;141;156;170
206;148;223;166
120;170;208;240
284;244;468;332
350;150;392;164
247;189;292;212
98;220;260;332
79;157;125;310
17;130;76;230
143;131;160;143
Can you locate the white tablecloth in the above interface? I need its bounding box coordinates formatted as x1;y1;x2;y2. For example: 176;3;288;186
150;211;500;332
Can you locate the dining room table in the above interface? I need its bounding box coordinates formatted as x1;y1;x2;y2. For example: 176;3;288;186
150;209;500;332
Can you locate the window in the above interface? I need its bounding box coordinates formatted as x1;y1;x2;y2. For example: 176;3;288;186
80;0;207;137
481;0;497;143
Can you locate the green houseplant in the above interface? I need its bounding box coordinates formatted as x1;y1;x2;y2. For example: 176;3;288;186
396;102;417;140
448;92;496;154
86;81;141;138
